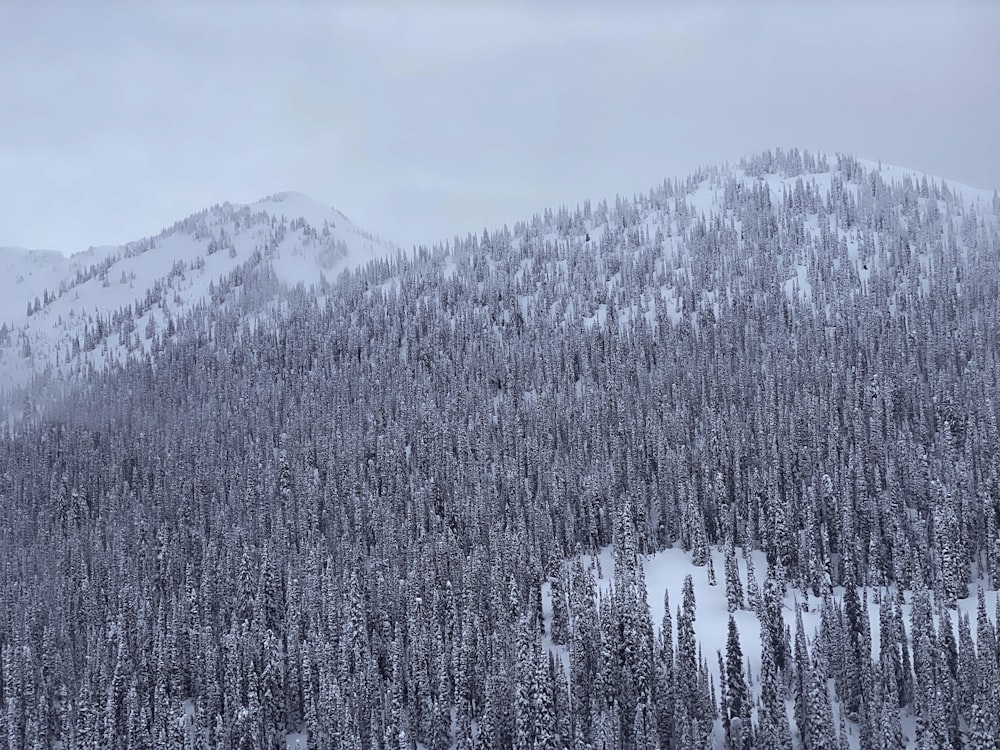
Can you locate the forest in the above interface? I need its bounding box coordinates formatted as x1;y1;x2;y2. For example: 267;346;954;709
2;149;1000;748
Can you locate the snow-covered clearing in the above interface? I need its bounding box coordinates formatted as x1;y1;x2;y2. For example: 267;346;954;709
541;543;998;749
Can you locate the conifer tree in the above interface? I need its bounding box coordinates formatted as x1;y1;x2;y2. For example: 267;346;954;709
724;617;751;749
725;545;744;613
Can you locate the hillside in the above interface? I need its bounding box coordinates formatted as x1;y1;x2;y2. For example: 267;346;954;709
0;191;398;402
1;149;999;749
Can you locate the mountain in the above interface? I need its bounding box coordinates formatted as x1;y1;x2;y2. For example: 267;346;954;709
0;191;398;400
2;149;1000;749
5;152;997;412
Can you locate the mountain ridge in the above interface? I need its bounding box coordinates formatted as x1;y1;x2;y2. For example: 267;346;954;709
2;148;998;406
0;191;400;399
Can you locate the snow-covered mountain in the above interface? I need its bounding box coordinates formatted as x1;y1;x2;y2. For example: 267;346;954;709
4;149;1000;749
5;150;998;411
0;191;398;398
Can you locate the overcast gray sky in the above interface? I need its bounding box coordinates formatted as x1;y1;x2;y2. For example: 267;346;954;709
2;2;998;255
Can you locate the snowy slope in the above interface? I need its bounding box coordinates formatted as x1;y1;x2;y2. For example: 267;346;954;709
0;247;72;330
446;150;999;347
0;192;398;399
4;149;997;407
553;543;1000;749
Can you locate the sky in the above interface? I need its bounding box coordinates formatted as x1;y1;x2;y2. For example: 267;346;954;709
1;2;998;256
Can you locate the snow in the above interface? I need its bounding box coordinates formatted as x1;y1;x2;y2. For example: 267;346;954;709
0;193;399;402
783;263;812;303
253;191;350;232
0;247;71;326
858;158;998;209
579;544;786;746
563;542;1000;748
3;152;994;411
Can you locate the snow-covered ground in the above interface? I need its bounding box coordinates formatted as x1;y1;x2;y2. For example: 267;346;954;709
0;192;398;401
5;154;996;408
545;542;998;749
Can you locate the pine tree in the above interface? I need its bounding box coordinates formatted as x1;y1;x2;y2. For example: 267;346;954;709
744;550;761;612
756;627;792;750
673;603;701;749
550;566;569;645
792;607;810;742
682;575;696;622
724;617;751;749
725;545;744;613
839;577;868;719
804;662;837;750
967;701;1000;750
653;590;674;750
760;573;787;672
878;686;905;749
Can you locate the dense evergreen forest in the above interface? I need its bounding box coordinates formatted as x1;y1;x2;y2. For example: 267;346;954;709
2;149;1000;748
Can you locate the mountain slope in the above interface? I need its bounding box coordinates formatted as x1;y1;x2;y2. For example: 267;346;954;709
4;150;998;406
0;192;398;398
1;148;999;748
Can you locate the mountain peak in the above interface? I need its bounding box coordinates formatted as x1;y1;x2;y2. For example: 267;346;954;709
246;191;357;234
254;191;332;217
0;188;398;398
260;190;310;203
2;148;997;405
